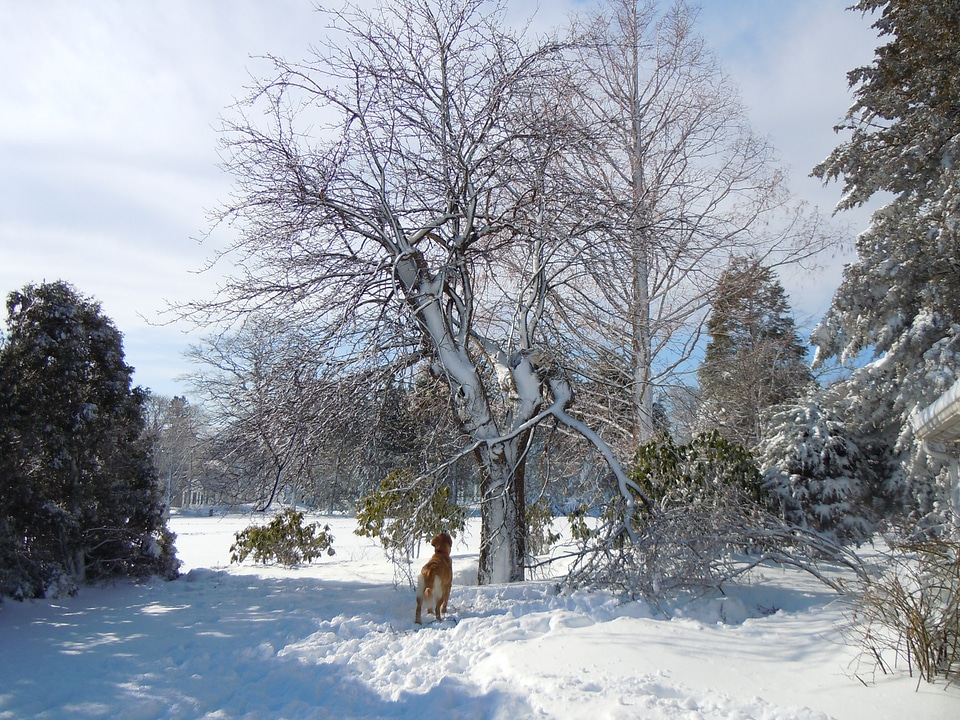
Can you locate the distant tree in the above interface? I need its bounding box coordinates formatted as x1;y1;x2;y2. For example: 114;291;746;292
698;256;813;449
144;394;206;508
188;316;466;511
657;383;701;443
810;0;960;528
187;316;327;511
356;376;472;501
0;281;178;599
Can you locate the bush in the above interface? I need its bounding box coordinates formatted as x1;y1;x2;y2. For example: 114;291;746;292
230;509;335;567
630;430;765;511
846;537;960;687
565;432;865;602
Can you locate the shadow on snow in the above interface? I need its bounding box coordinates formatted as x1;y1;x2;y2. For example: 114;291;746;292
0;571;526;719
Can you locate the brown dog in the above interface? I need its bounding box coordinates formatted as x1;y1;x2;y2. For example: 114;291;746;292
415;532;453;624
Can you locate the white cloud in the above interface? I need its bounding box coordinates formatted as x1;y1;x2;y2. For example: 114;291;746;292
697;0;882;327
0;0;321;395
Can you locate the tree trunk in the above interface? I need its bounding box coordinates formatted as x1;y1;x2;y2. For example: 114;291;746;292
629;17;653;445
65;457;87;584
631;243;654;444
396;253;533;585
476;436;527;585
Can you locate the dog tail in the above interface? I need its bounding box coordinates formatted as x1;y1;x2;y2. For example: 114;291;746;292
420;574;442;601
416;572;431;601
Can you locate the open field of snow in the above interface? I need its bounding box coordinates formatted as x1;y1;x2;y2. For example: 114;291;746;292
1;512;957;719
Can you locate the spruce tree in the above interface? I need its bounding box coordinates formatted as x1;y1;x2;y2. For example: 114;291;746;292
698;257;812;449
807;0;960;528
0;281;178;598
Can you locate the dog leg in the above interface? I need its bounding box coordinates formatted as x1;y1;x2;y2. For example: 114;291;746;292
430;575;444;621
441;579;451;615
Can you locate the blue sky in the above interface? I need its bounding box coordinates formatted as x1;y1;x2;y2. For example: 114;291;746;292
0;1;880;398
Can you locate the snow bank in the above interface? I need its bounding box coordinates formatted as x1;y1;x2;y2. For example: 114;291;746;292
0;514;956;719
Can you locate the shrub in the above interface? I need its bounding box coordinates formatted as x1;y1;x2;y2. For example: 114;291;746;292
565;432;865;602
230;509;335;567
630;430;764;510
846;537;960;687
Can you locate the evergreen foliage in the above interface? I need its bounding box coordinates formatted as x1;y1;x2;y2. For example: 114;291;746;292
355;469;466;557
699;257;812;449
230;509;334;566
565;431;869;601
630;431;765;511
758;399;876;543
567;435;864;602
810;0;960;528
0;281;179;599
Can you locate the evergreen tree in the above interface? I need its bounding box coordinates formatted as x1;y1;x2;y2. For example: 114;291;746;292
0;281;178;599
698;257;812;449
810;0;960;528
758;397;876;543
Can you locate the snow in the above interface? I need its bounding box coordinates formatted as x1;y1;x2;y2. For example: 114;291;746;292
1;513;957;719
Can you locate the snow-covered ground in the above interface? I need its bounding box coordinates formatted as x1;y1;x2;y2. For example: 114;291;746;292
1;513;956;719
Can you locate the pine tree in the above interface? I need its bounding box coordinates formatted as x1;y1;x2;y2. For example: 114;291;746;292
698;257;812;449
758;397;876;543
0;282;178;598
810;0;960;528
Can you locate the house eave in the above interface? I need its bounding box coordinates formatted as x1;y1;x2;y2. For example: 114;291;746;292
912;377;960;444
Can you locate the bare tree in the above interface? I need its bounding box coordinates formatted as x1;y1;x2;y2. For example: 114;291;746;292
143;394;206;509
183;0;650;584
186;317;328;511
554;0;835;451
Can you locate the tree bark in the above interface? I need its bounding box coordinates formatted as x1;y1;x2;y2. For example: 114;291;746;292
476;436;528;584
